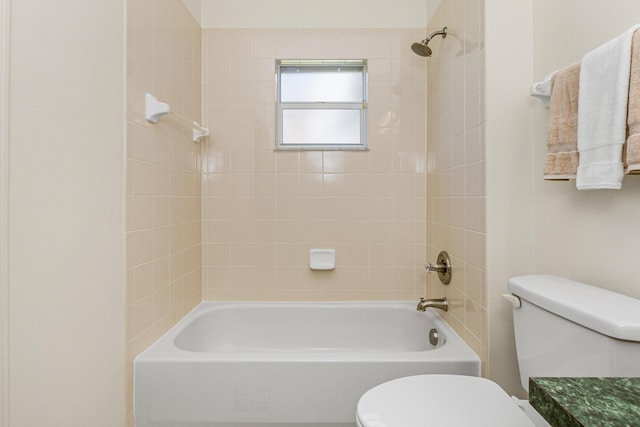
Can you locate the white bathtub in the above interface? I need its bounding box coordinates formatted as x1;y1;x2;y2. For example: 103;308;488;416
134;302;480;427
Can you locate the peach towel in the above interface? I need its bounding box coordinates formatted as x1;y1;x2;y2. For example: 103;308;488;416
545;29;640;180
626;29;640;173
544;63;580;180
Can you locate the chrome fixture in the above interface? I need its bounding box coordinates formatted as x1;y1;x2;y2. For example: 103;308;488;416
411;26;448;57
425;250;452;285
428;328;440;346
417;297;448;312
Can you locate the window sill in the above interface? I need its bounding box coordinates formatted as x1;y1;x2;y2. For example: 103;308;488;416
275;145;369;151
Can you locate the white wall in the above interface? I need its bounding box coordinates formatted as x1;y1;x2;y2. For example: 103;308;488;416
486;0;640;397
485;0;534;396
0;0;9;424
532;0;640;300
426;0;442;25
183;0;202;23
193;0;427;28
8;1;125;425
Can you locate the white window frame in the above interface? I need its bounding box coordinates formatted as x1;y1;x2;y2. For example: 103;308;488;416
276;59;368;151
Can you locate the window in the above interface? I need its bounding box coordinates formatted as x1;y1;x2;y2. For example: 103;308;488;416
276;60;368;150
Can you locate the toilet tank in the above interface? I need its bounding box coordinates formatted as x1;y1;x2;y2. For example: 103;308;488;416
508;275;640;392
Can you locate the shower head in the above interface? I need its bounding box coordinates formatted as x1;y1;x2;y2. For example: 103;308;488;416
411;42;432;57
411;26;447;57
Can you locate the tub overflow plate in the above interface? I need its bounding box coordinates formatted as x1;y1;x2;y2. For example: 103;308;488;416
429;328;439;346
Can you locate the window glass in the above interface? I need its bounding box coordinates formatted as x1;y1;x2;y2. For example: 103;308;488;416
280;65;364;103
276;60;367;150
282;109;361;145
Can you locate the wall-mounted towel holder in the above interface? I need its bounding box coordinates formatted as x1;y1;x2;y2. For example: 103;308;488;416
145;93;210;143
530;72;555;108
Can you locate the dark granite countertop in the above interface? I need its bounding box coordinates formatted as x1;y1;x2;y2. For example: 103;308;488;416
529;377;640;427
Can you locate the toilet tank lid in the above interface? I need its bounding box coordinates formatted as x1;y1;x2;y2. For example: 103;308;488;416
508;275;640;342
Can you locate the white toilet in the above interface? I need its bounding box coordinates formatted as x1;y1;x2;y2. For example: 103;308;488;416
356;275;640;427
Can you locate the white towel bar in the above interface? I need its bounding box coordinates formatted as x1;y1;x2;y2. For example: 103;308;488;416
530;72;555;108
145;93;209;143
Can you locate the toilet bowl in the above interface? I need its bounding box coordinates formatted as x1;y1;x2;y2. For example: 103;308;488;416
356;375;539;427
356;275;640;427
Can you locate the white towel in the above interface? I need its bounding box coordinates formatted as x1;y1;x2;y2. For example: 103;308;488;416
576;25;640;190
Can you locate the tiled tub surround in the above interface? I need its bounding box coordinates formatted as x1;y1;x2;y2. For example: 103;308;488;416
425;0;487;372
202;29;428;301
125;0;203;425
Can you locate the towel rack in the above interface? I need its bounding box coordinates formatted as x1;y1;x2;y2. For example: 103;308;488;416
530;72;555;108
145;93;209;143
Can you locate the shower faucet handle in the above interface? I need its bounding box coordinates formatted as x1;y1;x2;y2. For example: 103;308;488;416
424;251;452;285
425;263;446;273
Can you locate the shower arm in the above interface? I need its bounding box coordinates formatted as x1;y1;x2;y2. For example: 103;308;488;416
422;27;448;44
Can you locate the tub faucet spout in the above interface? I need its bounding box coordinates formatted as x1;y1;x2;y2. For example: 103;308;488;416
417;297;448;312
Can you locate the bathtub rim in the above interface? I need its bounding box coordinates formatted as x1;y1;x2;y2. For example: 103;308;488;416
135;301;480;366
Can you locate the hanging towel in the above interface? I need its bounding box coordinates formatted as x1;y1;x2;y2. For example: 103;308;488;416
576;24;640;190
544;63;581;180
626;29;640;173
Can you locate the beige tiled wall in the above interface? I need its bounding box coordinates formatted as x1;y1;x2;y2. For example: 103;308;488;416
125;0;202;425
202;29;427;301
425;0;487;373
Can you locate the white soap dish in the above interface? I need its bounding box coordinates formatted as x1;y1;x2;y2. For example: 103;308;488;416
309;249;336;270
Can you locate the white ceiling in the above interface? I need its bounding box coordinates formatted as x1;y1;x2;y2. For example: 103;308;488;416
183;0;430;28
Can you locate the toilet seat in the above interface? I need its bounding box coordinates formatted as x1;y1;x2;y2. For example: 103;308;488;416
356;375;536;427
